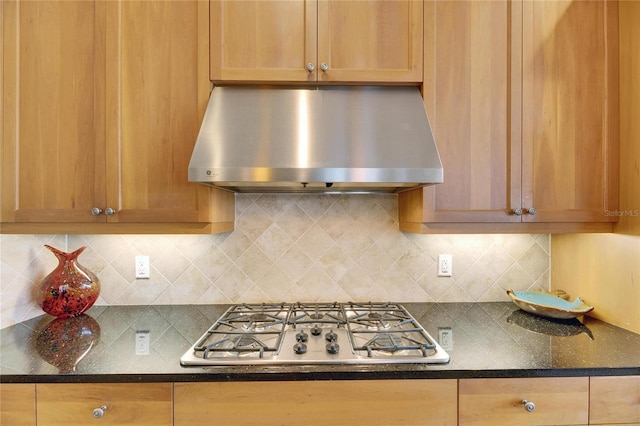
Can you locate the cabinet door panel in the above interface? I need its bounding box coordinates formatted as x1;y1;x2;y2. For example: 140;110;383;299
399;0;519;227
105;0;214;223
210;0;317;81
36;383;171;426
0;383;35;426
522;0;618;223
2;1;105;223
318;0;422;82
175;380;457;426
590;376;640;424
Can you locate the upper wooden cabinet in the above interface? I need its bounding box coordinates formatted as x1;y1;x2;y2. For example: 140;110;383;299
399;0;618;233
209;0;423;83
1;1;234;234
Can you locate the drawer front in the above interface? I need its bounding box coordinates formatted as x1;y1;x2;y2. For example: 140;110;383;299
36;383;171;426
175;379;458;426
459;377;589;425
590;376;640;424
0;383;36;426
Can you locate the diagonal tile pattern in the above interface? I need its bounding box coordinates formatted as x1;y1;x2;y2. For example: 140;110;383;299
0;194;550;328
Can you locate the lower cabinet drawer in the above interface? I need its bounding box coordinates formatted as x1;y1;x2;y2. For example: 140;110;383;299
459;377;589;425
174;379;458;426
590;375;640;424
0;383;36;426
36;383;171;426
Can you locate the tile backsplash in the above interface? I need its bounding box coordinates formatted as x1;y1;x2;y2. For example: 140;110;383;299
0;194;549;328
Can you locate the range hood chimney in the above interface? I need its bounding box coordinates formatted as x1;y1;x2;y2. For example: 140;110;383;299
188;85;443;193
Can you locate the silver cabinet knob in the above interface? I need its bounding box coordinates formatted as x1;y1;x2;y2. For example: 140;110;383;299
320;63;329;72
105;207;116;216
526;207;537;215
513;208;523;216
306;63;315;72
521;400;535;412
91;208;103;216
92;405;108;418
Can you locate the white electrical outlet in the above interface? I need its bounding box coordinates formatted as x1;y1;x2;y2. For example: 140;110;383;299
438;254;452;277
135;331;150;355
135;255;150;279
438;327;453;350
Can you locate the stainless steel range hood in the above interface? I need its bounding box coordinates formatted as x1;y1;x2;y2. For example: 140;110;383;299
188;85;443;193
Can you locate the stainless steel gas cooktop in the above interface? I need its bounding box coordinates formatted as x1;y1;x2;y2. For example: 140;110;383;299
180;302;450;366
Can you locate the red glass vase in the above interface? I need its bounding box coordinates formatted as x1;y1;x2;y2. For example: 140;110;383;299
36;245;100;318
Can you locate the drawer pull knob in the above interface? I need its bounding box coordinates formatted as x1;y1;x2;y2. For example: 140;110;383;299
513;208;523;216
91;208;103;216
92;405;108;419
521;400;535;412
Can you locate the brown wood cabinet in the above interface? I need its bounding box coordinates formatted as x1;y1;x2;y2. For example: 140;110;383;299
1;1;234;234
399;0;618;234
174;379;458;426
210;0;423;83
36;383;171;426
0;383;35;426
590;375;640;425
459;377;589;425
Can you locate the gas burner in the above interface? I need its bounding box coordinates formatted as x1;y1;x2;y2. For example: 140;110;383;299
238;313;284;332
366;333;404;352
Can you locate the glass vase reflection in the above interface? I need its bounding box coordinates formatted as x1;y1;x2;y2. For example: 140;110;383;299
35;314;100;373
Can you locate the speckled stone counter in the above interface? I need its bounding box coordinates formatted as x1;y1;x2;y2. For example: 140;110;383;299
1;303;638;383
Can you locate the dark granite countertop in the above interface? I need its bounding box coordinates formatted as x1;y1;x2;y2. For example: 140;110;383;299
1;303;638;383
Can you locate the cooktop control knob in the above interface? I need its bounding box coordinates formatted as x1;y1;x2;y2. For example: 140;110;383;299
293;342;307;354
326;341;340;354
325;330;338;342
296;331;309;342
311;326;322;336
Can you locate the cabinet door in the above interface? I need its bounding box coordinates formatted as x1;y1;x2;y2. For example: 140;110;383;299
590;376;640;425
1;0;106;223
521;0;618;223
459;377;589;426
104;0;231;224
317;0;423;82
399;0;519;231
36;383;171;426
175;380;457;426
210;0;317;82
0;383;35;426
